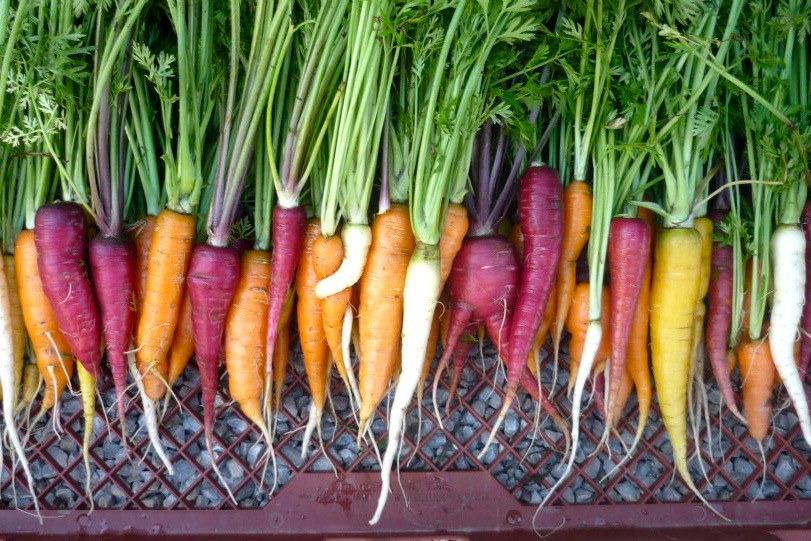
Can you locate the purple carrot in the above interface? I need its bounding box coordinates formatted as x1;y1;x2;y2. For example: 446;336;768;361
500;165;562;435
606;217;651;417
187;244;240;442
88;235;136;434
34;202;102;378
706;242;746;420
443;322;478;416
800;202;811;376
265;206;307;381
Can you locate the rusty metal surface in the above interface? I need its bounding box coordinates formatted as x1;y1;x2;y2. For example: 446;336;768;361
2;332;811;537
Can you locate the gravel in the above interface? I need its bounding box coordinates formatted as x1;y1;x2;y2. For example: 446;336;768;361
3;339;810;512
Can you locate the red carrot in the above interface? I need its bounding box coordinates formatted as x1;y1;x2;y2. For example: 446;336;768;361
187;243;240;501
188;244;240;436
500;165;562;437
706;242;745;419
264;206;307;387
605;217;650;418
34;202;102;378
88;236;136;438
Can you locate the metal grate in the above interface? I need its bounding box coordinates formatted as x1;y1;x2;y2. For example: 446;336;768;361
2;335;810;521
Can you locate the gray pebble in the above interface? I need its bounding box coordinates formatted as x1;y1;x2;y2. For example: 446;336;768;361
226;459;243;480
504;414;520;437
338;448;355;467
96;490;113;508
50;447;68;468
332;396;349;412
575;487;592;503
471;400;486;418
226;417;248;433
247;444;263;467
616;482;640;501
775;455;794;483
459;426;474;441
583;458;601;479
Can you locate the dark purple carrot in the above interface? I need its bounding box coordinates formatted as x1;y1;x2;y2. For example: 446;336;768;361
187;243;240;503
431;236;518;426
605;217;651;418
34;202;102;378
706;242;745;420
265;206;307;386
88;235;136;437
800;202;811;376
444;323;478;416
497;165;562;440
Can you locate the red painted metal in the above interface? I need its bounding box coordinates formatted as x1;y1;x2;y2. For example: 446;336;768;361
2;337;810;538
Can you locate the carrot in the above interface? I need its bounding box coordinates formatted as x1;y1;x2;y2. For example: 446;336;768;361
34;203;102;379
2;255;24;407
17;363;41;417
167;289;194;386
88;236;136;442
136;209;196;400
566;283;610;392
357;204;415;433
737;336;775;443
706;241;744;420
273;290;294;413
15;231;74;418
264;206;307;397
132;215;157;326
226;250;272;435
618;219;653;459
0;254;38;516
551;180;592;364
800;202;811;376
768;224;811;445
297;220;332;456
313;233;359;406
605;217;651;421
650;227;709;502
439;202;469;286
496;166;562;443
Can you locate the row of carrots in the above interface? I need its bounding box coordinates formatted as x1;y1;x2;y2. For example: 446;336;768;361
0;0;810;527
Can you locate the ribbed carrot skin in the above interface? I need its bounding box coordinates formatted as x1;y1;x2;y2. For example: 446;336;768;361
551;181;592;359
358;205;415;428
88;235;136;429
136;209;196;400
312;234;353;392
265;206;307;381
296;221;330;423
34;202;102;379
801;202;811;375
167;288;194;386
737;337;775;442
225;250;271;429
706;242;742;415
2;255;24;405
508;166;563;396
132;215;157;326
15;231;74;412
187;244;240;442
606;217;651;419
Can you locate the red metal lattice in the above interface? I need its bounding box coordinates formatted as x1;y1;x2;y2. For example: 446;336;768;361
1;335;810;535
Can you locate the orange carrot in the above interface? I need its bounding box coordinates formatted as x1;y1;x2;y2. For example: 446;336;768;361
136;209;196;400
439;203;469;286
737;336;775;443
565;283;610;393
551;181;592;364
225;250;271;435
297;220;331;455
167;288;194;386
131;215;157;327
358;204;415;432
313;233;357;404
15;231;74;416
273;289;294;412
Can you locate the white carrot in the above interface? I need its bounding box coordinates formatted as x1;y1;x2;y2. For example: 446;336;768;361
370;244;441;526
769;224;811;446
315;224;372;299
0;265;40;520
